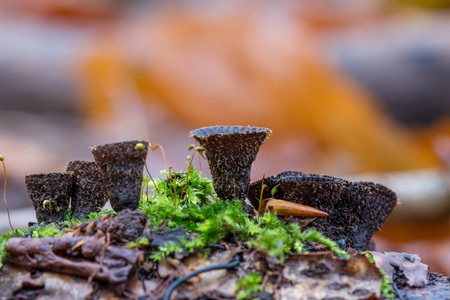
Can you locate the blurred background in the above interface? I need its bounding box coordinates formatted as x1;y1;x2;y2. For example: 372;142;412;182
0;0;449;274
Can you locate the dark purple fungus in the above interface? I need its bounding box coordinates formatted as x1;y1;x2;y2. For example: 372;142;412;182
25;172;73;224
66;161;108;219
189;126;271;201
91;140;149;212
248;172;398;251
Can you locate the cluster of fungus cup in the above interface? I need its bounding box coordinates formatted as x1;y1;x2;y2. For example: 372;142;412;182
19;127;396;253
91;140;149;212
25;173;73;224
189;126;272;201
248;172;398;250
66;160;108;219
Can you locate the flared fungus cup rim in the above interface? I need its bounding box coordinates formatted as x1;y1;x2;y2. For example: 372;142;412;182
66;161;102;176
66;160;96;169
25;172;73;180
189;126;272;140
91;140;149;151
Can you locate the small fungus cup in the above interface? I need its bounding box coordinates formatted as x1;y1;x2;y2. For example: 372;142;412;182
249;171;398;251
25;172;73;224
91;140;149;212
190;126;271;201
66;160;108;219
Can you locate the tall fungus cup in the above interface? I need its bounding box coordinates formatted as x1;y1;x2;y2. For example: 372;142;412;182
66;160;108;219
190;126;271;201
91;140;149;212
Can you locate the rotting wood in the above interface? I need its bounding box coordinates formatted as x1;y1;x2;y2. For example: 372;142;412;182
5;236;143;286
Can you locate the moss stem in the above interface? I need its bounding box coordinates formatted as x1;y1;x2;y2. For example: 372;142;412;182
144;162;160;196
257;175;266;217
178;147;204;205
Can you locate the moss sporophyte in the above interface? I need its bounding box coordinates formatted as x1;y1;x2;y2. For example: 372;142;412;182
0;154;13;230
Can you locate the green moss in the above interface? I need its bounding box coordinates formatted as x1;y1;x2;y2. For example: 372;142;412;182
362;251;396;299
0;230;17;268
139;167;349;263
144;167;214;207
236;271;263;299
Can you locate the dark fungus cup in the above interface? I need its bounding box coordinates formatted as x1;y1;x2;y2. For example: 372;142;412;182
348;182;398;250
249;172;346;237
66;160;108;219
25;172;73;224
189;126;271;201
91;140;149;212
248;171;398;251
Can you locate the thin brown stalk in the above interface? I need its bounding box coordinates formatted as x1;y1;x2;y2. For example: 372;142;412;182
258;175;266;217
183;156;190;173
197;153;202;172
169;166;178;208
144;161;160;195
1;159;13;230
152;145;169;173
178;146;206;207
178;150;198;205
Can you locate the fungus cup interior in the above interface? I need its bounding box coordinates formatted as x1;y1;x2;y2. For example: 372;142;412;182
190;126;272;139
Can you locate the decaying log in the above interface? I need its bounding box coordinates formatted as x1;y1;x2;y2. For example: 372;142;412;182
370;251;450;300
5;236;143;285
278;252;384;300
1;246;449;299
